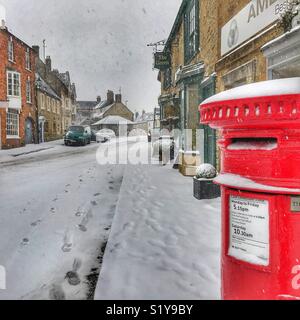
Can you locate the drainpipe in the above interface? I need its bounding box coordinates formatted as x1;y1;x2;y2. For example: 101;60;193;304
35;78;42;144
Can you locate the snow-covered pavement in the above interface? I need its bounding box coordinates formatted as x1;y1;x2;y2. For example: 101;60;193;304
0;141;127;300
95;161;221;300
0;138;222;300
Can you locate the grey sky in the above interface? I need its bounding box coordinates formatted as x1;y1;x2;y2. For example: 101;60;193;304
0;0;182;112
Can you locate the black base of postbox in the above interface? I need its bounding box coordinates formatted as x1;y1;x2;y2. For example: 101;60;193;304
193;177;221;200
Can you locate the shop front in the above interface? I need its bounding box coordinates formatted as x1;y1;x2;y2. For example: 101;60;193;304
262;26;300;80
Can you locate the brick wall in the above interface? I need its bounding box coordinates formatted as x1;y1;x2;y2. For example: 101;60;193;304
0;29;37;149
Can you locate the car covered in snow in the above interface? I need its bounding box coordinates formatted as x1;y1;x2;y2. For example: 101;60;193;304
64;125;92;146
96;129;116;143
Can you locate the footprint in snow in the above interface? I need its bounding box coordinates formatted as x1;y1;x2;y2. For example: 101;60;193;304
31;220;42;227
21;238;29;246
49;284;66;300
50;207;56;214
94;193;101;197
91;200;98;206
61;230;73;253
78;209;93;232
66;258;82;286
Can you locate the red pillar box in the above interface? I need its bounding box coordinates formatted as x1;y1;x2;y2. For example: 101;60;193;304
199;78;300;300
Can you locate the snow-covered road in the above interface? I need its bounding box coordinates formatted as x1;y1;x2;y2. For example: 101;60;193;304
0;141;126;300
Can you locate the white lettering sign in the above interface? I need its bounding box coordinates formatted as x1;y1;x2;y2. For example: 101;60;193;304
229;196;269;266
221;0;294;56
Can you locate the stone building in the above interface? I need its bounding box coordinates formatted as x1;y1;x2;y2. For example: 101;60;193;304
158;0;300;173
76;97;100;125
132;111;155;134
36;74;62;142
0;25;37;149
93;90;134;122
33;50;77;135
215;0;297;91
158;0;219;175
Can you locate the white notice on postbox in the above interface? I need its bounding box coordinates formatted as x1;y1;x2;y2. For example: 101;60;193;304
229;196;269;266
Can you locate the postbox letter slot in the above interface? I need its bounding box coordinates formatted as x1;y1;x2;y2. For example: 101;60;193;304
227;138;278;151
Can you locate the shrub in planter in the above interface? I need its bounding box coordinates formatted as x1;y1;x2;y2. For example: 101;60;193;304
193;164;221;200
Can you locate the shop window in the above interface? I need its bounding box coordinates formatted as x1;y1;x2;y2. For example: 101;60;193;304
6;108;19;137
184;0;199;63
163;68;172;89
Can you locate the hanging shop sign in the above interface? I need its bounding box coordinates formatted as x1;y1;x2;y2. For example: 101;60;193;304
154;52;171;70
221;0;294;56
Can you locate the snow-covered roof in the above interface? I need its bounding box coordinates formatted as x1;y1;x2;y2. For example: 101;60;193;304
92;116;133;125
95;100;111;110
36;73;61;100
77;101;98;110
135;112;154;123
201;78;300;105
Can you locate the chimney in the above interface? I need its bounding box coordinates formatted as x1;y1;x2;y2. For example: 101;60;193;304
0;5;6;29
45;56;52;73
32;46;40;58
97;96;101;103
115;94;122;103
107;90;114;104
0;19;5;29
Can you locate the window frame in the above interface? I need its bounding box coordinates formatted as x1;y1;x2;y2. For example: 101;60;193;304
7;71;21;98
26;77;32;103
163;68;172;90
8;37;14;62
6;108;20;138
184;0;200;64
25;48;31;71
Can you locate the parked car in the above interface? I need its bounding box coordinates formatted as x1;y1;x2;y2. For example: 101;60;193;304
96;129;116;143
64;125;92;146
91;129;97;142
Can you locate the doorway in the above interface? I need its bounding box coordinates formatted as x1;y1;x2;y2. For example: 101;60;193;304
25;118;34;145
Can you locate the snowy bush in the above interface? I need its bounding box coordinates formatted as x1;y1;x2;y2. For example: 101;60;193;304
196;164;217;179
278;0;300;31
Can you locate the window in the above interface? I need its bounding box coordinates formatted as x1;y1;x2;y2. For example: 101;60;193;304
47;97;50;111
163;68;172;89
8;37;14;62
6;108;19;137
25;48;31;70
7;71;20;97
26;78;32;103
185;0;199;63
41;94;45;110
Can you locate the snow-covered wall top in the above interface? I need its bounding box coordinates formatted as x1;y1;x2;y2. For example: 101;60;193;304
201;78;300;105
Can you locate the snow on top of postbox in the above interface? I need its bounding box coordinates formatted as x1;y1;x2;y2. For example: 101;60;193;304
201;78;300;105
